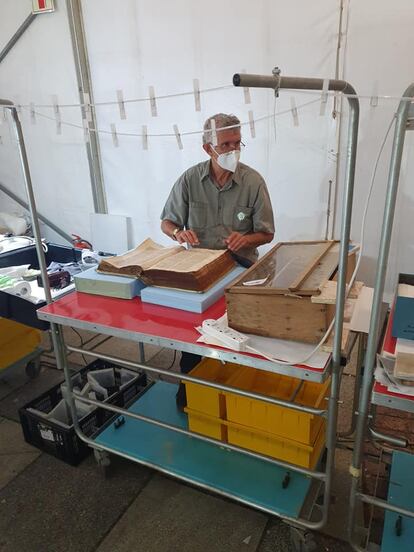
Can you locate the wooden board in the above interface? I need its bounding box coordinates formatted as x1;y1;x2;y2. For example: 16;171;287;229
321;323;351;353
288;241;335;292
349;286;374;333
311;280;364;304
226;292;328;344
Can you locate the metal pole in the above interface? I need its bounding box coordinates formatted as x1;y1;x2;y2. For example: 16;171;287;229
348;82;414;540
0;181;73;243
234;71;360;529
65;0;107;214
7;106;53;305
0;13;37;64
339;333;365;438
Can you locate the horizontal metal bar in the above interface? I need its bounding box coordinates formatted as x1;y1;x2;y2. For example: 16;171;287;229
356;492;414;519
233;73;355;95
67;345;327;416
77;392;325;479
0;100;14;106
369;427;408;448
38;315;329;382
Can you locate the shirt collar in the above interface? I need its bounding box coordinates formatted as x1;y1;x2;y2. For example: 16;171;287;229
201;160;241;187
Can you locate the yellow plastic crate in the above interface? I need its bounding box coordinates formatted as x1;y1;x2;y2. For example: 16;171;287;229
184;358;243;418
184;407;325;469
185;407;227;441
227;418;326;469
0;318;41;371
225;367;330;445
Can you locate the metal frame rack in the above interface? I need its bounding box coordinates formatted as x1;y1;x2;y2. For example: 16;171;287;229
347;82;414;551
1;69;361;550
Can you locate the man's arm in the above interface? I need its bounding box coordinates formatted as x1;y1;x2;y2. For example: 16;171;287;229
225;231;273;252
161;219;200;246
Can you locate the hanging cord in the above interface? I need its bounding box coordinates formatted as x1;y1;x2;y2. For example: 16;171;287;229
246;113;397;366
18;97;321;139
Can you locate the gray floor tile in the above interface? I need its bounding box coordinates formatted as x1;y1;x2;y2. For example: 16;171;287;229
0;367;64;422
97;474;267;552
0;418;40;491
0;453;152;552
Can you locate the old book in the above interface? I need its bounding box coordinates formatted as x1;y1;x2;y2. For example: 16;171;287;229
98;238;235;292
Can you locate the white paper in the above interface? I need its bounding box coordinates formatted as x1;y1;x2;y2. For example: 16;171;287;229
196;313;330;369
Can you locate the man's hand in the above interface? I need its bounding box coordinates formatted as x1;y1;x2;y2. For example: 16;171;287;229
225;232;250;252
176;229;200;246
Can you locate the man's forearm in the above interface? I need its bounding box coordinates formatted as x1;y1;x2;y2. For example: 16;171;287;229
161;219;180;239
245;232;274;248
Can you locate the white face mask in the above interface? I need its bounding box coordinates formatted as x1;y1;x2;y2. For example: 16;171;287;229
211;148;240;172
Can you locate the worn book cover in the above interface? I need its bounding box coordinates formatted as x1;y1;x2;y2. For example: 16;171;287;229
98;238;235;292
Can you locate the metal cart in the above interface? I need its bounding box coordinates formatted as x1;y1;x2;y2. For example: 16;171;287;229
1;69;362;551
347;82;414;551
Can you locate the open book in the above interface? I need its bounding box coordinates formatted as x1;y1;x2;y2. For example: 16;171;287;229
97;238;236;292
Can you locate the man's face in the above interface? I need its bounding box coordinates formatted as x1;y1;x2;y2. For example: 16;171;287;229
203;128;242;159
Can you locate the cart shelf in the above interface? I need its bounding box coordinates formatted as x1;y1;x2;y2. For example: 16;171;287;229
94;380;313;519
381;450;414;551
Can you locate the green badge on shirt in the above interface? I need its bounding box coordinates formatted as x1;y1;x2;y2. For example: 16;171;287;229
237;212;246;221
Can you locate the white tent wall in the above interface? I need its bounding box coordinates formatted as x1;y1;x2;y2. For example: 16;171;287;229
81;0;340;249
0;0;95;243
0;0;413;295
336;0;414;294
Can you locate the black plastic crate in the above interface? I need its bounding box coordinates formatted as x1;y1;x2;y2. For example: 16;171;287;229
19;359;148;466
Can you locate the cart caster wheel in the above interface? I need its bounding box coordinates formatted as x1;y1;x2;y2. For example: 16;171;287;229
25;358;41;379
290;527;317;552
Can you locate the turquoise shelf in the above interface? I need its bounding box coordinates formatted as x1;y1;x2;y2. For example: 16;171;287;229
95;381;313;518
381;450;414;551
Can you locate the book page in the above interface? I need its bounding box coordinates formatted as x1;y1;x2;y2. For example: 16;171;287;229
102;239;183;271
149;248;227;273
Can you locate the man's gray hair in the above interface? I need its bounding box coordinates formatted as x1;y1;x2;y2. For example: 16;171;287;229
202;113;241;145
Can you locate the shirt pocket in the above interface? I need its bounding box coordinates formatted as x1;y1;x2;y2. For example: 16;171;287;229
233;205;253;232
188;201;207;229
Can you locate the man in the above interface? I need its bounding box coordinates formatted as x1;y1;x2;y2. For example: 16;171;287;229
161;113;275;409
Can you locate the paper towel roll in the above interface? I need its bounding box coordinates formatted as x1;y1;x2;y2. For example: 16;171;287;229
10;281;32;298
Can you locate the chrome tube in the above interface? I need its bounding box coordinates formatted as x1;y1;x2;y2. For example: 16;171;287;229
348;82;414;541
369;428;408;448
357;493;414;519
67;345;327;416
234;70;360;530
10;107;53;305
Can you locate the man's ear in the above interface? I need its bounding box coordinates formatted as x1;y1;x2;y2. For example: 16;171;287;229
203;143;213;157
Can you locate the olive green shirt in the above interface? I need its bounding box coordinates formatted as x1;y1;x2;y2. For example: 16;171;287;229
161;161;275;262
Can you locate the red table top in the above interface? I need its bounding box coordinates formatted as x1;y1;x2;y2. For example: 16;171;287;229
37;291;328;376
39;291;226;345
373;381;414;402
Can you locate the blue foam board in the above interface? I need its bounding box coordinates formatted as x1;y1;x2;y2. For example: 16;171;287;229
392;296;414;340
381;450;414;550
140;266;245;313
74;266;146;299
